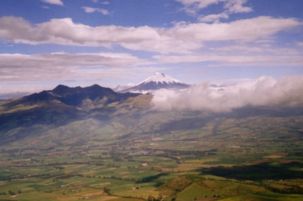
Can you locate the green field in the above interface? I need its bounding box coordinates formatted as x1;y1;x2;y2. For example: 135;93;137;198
1;98;303;201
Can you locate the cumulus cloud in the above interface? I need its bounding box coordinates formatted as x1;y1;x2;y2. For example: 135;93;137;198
41;0;63;6
152;76;303;112
82;6;109;15
0;16;300;53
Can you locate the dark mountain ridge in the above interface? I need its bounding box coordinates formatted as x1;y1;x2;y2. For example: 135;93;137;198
8;84;138;107
0;84;141;135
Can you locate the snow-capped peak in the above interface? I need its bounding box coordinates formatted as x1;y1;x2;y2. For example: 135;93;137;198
120;72;189;93
140;72;180;84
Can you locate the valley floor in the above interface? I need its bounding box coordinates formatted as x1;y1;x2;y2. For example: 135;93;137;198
0;113;303;201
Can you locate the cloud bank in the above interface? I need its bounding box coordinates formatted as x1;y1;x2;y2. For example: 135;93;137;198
0;16;300;53
152;76;303;112
0;52;147;94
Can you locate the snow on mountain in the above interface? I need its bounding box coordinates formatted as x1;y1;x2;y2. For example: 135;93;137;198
140;72;180;84
121;72;189;93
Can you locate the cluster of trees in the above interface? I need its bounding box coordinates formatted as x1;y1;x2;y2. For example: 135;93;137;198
0;189;22;196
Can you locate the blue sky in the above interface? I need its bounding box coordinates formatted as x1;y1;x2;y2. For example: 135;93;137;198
0;0;303;94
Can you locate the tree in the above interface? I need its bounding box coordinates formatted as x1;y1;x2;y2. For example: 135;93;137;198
8;190;16;196
103;187;111;195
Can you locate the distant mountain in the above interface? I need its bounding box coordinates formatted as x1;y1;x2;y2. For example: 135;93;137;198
0;84;141;134
122;72;189;93
9;84;138;107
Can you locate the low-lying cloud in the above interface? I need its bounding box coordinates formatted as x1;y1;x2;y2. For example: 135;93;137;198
152;76;303;112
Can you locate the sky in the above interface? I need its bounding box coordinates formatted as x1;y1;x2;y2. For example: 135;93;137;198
0;0;303;94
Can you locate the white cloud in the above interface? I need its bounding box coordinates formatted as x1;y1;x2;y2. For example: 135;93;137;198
198;13;229;23
152;76;303;112
82;6;109;15
0;52;150;94
41;0;63;6
168;16;300;45
154;45;303;66
0;52;143;71
177;0;252;14
0;16;300;53
224;0;252;13
177;0;252;22
177;0;222;14
0;51;168;94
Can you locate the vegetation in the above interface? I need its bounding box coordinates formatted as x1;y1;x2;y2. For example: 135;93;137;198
0;94;303;200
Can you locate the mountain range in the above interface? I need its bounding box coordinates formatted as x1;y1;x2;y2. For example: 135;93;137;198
1;73;303;201
2;72;303;143
0;72;187;134
9;84;138;107
0;83;144;139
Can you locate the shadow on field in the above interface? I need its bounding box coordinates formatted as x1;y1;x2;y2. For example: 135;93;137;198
137;173;168;183
200;162;303;180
